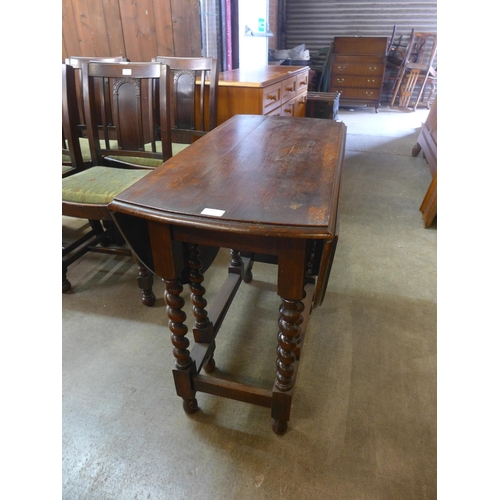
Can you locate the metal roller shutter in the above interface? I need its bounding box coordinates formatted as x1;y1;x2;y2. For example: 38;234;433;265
284;1;437;53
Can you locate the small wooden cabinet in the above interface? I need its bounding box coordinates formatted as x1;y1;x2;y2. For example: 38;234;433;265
216;66;309;125
329;37;388;112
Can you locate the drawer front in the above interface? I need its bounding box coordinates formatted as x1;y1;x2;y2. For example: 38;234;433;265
331;75;383;88
294;92;307;117
281;75;297;102
333;54;385;64
296;71;309;92
333;36;388;55
280;92;307;117
265;106;282;117
262;81;282;114
332;87;381;101
281;98;295;116
332;61;385;76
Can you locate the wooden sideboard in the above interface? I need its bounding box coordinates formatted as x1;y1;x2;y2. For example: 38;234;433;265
216;66;309;125
329;36;388;112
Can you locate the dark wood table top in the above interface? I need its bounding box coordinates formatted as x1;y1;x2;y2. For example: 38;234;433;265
111;114;346;240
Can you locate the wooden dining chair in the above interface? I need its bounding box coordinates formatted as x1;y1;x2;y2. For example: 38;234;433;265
62;62;86;178
62;62;161;305
152;56;219;147
63;56;128;169
390;32;437;110
83;61;173;169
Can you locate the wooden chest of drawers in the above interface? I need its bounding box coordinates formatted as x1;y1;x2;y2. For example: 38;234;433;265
216;66;309;125
329;37;388;112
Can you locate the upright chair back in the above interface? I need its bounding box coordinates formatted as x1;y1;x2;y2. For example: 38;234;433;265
65;56;128;135
62;63;85;176
83;61;172;169
153;56;219;145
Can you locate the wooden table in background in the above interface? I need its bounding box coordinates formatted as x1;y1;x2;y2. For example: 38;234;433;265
109;114;346;434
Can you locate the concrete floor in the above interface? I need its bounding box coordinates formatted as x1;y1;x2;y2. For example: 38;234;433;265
62;106;437;499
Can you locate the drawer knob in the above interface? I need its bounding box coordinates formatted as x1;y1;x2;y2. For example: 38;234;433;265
337;66;346;70
267;95;277;101
284;107;292;113
299;80;307;85
367;79;375;83
336;78;344;83
285;86;293;92
368;66;378;71
365;91;374;96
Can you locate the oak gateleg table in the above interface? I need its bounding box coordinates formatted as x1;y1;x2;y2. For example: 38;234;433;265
109;114;346;434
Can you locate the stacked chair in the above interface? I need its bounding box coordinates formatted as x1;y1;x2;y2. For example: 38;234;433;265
390;32;437;111
62;56;220;304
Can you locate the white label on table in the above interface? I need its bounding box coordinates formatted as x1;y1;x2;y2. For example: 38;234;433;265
201;208;225;217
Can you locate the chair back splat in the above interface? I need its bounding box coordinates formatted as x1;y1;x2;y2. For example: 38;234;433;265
62;63;85;176
153;56;219;145
65;56;128;135
64;56;129;168
83;61;172;169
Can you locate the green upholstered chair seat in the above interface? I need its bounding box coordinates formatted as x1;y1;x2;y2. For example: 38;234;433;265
106;141;190;167
62;166;151;205
63;137;97;164
63;139;190;168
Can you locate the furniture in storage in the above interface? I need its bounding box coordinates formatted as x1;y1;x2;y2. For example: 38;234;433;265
110;114;346;434
215;66;309;125
62;62;156;304
63;56;129;170
306;91;341;121
329;36;388;112
153;56;219;145
63;60;220;297
412;97;437;227
390;32;437;111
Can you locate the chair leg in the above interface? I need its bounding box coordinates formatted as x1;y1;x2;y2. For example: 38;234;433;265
399;69;420;108
132;253;156;307
103;219;126;246
63;262;71;293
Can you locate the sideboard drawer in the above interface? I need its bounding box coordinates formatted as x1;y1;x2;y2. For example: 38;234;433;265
262;81;282;114
281;75;297;101
331;61;385;76
330;87;381;101
297;72;309;92
281;99;295;117
331;75;383;88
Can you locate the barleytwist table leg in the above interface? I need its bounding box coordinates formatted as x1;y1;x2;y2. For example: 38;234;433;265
165;278;198;413
230;249;253;282
188;243;210;332
272;297;303;434
187;243;215;373
276;298;302;391
293;293;305;360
